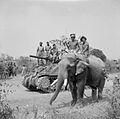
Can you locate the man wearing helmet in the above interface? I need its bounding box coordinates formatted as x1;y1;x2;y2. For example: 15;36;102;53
68;34;79;53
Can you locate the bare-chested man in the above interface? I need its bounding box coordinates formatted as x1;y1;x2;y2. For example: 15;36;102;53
68;34;79;53
36;42;44;65
50;44;59;63
45;42;51;64
45;42;51;57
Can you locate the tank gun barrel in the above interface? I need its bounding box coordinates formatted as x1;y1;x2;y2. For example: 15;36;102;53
29;55;53;62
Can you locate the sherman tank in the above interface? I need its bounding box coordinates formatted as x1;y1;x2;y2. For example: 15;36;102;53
22;55;59;93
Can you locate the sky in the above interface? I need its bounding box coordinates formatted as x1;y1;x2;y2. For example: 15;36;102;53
0;0;120;59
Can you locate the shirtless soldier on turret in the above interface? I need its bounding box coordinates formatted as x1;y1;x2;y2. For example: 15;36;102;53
68;34;80;53
36;42;44;65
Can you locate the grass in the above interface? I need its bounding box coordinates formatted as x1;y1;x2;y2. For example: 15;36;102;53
106;76;120;119
0;93;15;119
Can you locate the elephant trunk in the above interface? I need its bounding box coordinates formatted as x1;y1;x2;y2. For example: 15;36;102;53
49;77;64;105
49;60;68;105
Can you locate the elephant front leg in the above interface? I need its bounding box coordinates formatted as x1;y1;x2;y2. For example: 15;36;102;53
98;88;103;100
77;80;85;102
69;81;77;106
98;77;105;100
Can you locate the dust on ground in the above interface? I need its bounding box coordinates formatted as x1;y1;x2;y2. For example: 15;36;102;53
0;73;117;118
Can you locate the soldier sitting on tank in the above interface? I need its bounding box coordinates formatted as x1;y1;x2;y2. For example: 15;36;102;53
36;42;45;65
45;42;51;64
50;44;59;63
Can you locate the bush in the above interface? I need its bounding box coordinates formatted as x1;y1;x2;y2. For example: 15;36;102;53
0;88;15;119
105;75;120;119
90;49;107;62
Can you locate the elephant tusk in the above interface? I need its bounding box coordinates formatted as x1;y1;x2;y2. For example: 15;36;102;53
51;79;58;86
63;79;67;87
51;78;67;87
81;61;89;66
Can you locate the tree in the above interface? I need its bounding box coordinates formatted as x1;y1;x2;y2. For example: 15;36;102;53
0;53;13;61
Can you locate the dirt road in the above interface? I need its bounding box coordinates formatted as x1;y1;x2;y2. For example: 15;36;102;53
0;74;117;118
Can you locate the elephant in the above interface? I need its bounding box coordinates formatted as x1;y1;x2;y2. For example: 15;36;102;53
49;53;106;106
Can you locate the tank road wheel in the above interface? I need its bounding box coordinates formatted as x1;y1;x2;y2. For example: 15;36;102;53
35;76;52;93
22;74;36;90
22;77;30;89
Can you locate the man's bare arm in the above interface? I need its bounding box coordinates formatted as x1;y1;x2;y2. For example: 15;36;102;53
37;47;39;53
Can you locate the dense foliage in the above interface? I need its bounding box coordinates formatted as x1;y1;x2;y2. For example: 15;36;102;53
90;48;107;62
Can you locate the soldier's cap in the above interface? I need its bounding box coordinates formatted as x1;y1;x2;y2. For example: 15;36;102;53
80;36;87;41
70;34;75;38
40;42;43;44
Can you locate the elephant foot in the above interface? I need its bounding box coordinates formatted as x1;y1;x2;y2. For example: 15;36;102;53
92;89;97;101
74;103;83;109
92;94;97;100
71;100;77;107
76;100;84;108
91;95;98;103
98;94;103;100
91;99;98;103
92;96;97;100
91;93;98;103
77;98;83;104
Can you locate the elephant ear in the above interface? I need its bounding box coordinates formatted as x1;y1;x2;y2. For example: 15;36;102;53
75;61;89;75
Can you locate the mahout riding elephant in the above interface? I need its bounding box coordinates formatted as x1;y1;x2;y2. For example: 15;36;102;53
49;53;106;106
